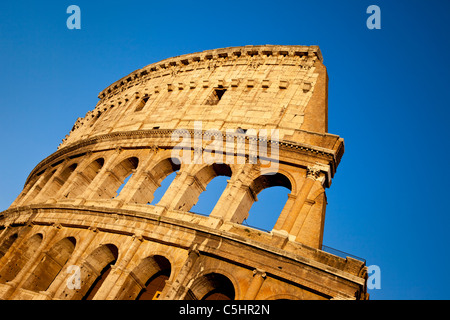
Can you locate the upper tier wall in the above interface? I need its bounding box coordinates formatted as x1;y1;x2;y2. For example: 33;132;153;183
59;45;329;149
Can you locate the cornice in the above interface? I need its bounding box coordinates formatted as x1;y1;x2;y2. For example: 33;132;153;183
0;203;365;289
97;45;323;102
24;129;343;187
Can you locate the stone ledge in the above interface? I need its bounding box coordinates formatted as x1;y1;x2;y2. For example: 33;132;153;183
27;128;342;188
0;204;366;286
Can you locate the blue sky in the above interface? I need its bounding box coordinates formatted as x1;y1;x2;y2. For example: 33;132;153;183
1;0;450;300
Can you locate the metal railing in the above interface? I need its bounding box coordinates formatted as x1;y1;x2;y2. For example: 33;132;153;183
242;219;270;233
188;211;366;263
321;245;366;263
188;211;271;233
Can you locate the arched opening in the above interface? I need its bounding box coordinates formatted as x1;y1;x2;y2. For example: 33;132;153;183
137;270;170;300
83;260;116;300
38;163;78;201
20;170;56;205
93;157;139;200
82;244;118;300
186;272;235;300
134;95;149;112
175;163;232;214
243;186;290;231
115;255;172;300
22;237;76;292
64;157;104;199
0;233;18;260
114;173;132;197
132;157;181;205
149;171;177;205
0;233;43;283
136;255;171;300
58;243;118;300
191;175;229;216
236;173;292;231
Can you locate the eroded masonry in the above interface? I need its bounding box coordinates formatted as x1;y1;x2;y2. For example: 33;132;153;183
0;45;368;300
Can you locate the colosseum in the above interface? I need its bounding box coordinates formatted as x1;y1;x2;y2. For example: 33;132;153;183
0;45;368;300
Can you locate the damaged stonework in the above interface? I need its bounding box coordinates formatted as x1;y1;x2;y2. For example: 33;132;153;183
0;45;367;300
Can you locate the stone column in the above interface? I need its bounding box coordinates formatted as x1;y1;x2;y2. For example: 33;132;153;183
158;164;205;212
292;191;326;248
165;246;200;300
115;150;157;204
44;227;98;299
272;194;296;230
243;269;266;300
76;149;122;201
51;154;94;201
211;165;256;223
222;183;257;223
0;225;9;242
31;161;70;204
280;166;321;234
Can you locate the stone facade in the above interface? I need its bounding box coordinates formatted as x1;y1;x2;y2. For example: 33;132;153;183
0;45;368;300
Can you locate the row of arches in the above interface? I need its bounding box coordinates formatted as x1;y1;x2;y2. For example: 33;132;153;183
0;231;238;300
15;149;295;232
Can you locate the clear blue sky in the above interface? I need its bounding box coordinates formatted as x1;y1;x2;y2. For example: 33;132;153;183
1;0;449;300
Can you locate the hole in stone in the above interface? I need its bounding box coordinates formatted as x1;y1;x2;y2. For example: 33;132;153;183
205;88;227;105
135;96;149;112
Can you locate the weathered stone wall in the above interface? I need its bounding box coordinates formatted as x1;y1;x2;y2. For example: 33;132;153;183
60;45;328;149
0;45;367;300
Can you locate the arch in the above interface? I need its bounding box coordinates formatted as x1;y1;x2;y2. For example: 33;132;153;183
266;289;327;300
175;163;232;213
133;157;181;205
57;243;118;300
148;171;178;205
81;244;119;300
266;293;300;300
0;233;18;260
191;175;229;216
34;163;78;203
195;163;233;187
116;255;172;300
245;172;292;230
19;169;56;205
259;167;297;195
64;157;105;199
151;157;182;185
21;237;76;292
0;233;43;283
186;272;235;300
232;172;292;230
249;172;292;195
93;157;139;199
